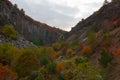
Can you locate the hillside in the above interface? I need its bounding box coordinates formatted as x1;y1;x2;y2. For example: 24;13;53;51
67;0;120;42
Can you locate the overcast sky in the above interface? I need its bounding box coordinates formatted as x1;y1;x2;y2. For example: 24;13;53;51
10;0;111;31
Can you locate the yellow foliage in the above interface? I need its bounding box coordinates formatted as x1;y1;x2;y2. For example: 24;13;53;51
66;49;74;58
2;24;17;39
53;51;60;59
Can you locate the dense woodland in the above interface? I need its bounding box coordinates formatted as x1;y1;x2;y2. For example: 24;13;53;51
0;24;117;80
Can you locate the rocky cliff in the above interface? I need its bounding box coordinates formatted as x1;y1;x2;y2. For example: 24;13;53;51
0;0;65;45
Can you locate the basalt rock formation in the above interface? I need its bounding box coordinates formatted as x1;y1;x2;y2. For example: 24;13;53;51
0;0;65;45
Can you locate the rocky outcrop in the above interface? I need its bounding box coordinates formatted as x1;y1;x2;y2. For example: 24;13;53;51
0;34;36;48
0;0;65;45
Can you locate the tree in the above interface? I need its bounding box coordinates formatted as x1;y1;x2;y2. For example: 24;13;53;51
87;30;98;49
0;63;17;80
1;24;18;39
82;45;92;57
15;48;39;77
99;48;113;68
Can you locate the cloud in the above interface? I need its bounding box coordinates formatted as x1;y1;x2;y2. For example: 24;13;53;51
10;0;111;31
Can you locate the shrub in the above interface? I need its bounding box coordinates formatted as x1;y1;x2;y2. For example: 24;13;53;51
52;42;61;51
46;62;56;74
75;56;87;65
99;48;113;68
31;38;43;46
0;63;17;80
101;30;111;47
111;48;120;56
70;40;79;47
53;51;61;59
56;62;64;74
82;45;92;57
74;62;103;80
66;49;74;58
0;43;15;65
15;48;40;77
87;30;98;49
2;24;17;39
37;47;54;66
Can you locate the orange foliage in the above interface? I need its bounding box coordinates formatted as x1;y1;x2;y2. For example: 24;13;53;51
112;48;120;56
53;51;60;59
0;63;17;80
82;45;92;55
56;63;64;74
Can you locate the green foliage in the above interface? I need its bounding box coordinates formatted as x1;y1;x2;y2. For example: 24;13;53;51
91;23;100;32
74;62;103;80
70;40;79;47
0;43;15;65
52;42;62;51
15;48;40;77
99;48;113;68
31;38;43;46
37;47;54;66
46;62;56;74
0;41;109;80
87;30;98;49
1;24;18;39
66;48;74;58
75;56;87;65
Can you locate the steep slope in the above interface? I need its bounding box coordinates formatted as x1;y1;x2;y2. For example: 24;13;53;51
67;0;120;80
0;0;65;45
67;0;120;42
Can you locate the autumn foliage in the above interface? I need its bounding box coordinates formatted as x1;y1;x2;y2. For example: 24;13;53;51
1;24;18;39
112;48;120;56
82;45;92;56
0;63;17;80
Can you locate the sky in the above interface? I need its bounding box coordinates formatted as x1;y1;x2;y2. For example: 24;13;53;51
10;0;111;31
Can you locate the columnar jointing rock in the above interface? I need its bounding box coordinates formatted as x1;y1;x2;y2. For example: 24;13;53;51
0;0;64;45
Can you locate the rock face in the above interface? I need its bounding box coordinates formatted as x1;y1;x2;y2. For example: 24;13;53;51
67;1;120;42
0;0;65;45
0;34;36;48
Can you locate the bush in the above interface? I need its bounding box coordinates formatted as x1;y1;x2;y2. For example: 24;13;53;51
46;62;56;74
2;24;17;39
37;47;54;66
112;48;120;56
56;62;64;74
52;42;61;51
0;63;18;80
66;49;74;58
31;38;43;46
82;45;92;57
0;43;15;65
87;30;98;49
99;48;113;68
75;56;87;65
70;40;79;47
15;48;40;77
